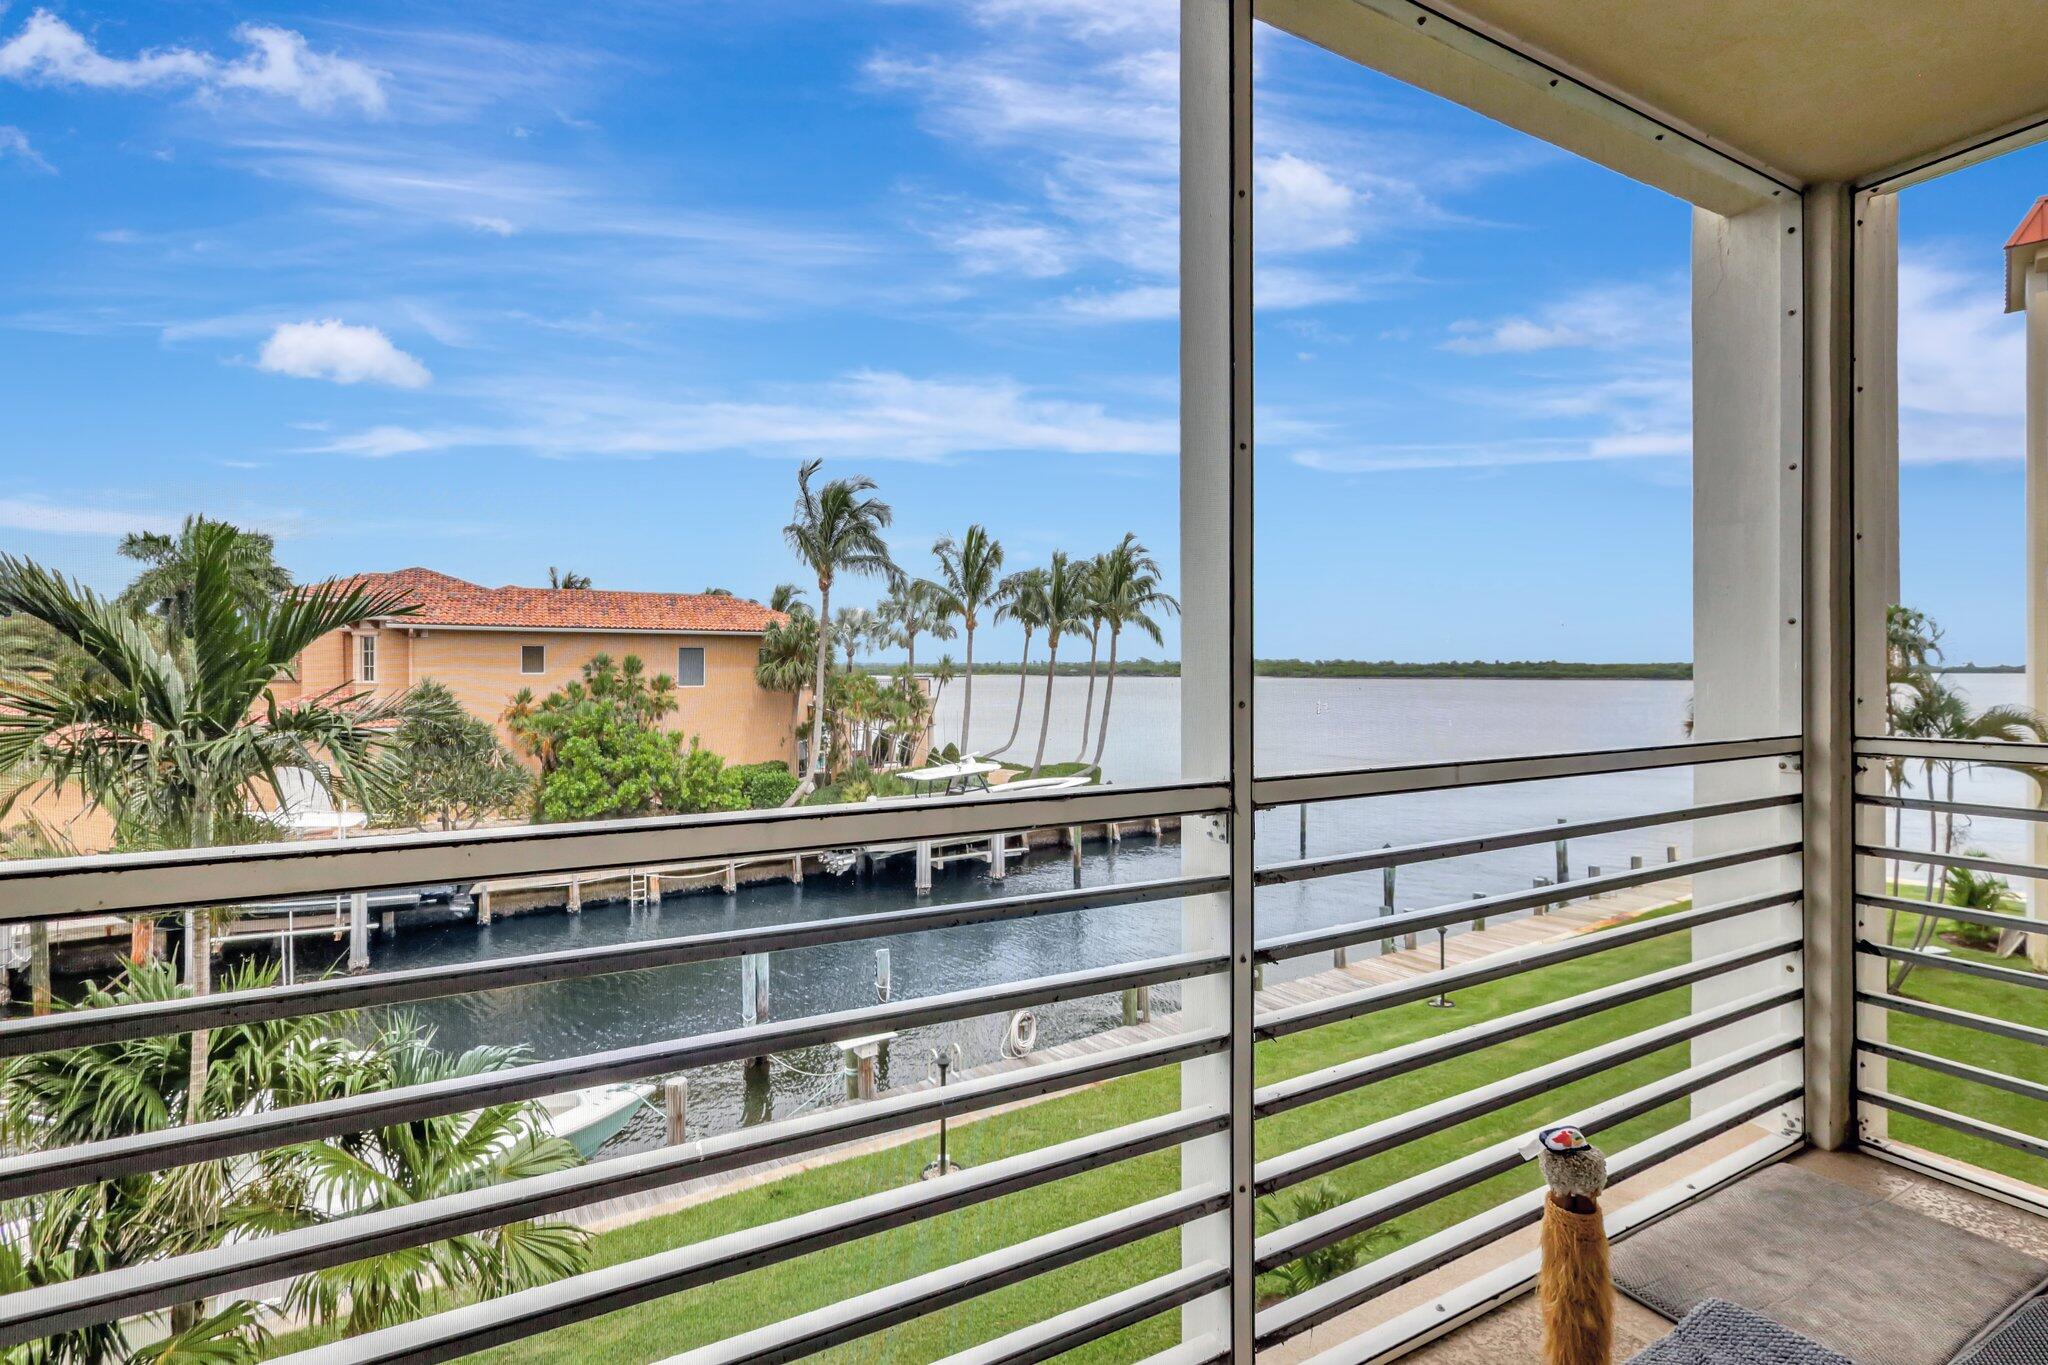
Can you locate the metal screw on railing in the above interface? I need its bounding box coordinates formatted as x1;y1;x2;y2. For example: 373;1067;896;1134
1429;927;1455;1008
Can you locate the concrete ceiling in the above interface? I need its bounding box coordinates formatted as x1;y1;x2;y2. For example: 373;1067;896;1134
1443;0;2048;186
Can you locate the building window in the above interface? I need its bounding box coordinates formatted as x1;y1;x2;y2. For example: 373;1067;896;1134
677;646;705;687
357;633;377;684
520;644;546;675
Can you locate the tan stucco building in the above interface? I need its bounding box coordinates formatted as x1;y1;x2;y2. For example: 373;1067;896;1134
276;568;796;770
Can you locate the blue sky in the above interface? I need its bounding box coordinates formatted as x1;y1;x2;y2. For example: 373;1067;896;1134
0;4;2038;664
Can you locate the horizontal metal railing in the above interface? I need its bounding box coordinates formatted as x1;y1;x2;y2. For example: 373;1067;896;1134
1254;1079;1804;1346
657;1188;1229;1365
267;1107;1228;1365
1857;990;2048;1048
1252;736;1800;808
0;951;1226;1202
0;1030;1226;1337
1254;844;1800;966
1857;942;2048;995
0;738;1815;1363
0;871;1226;1058
1254;792;1798;887
1855;735;2048;767
1857;843;2048;884
0;779;1230;921
921;1263;1229;1365
1860;791;2048;825
1854;890;2045;942
1255;1033;1803;1272
1256;998;1799;1196
1857;1091;2048;1164
1257;939;1800;1118
1258;899;1802;1041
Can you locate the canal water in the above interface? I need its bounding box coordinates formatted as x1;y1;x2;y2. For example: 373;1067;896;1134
229;673;2028;1152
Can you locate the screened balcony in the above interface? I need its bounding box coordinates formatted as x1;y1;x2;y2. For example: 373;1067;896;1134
4;2;2048;1363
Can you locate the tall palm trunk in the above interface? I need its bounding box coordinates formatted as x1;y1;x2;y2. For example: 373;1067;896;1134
1030;635;1062;777
989;630;1034;756
1073;628;1100;763
791;579;832;802
959;620;976;755
1091;626;1121;769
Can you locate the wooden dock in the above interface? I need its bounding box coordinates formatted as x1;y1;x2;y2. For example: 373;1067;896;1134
566;873;1690;1232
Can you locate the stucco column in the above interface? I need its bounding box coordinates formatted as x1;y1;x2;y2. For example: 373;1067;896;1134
2026;252;2048;967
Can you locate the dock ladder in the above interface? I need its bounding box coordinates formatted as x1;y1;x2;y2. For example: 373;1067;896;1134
628;871;652;911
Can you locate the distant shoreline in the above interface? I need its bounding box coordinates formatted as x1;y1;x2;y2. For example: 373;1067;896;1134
871;659;1696;680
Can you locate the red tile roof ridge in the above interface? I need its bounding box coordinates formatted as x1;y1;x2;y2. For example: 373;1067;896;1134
310;567;786;635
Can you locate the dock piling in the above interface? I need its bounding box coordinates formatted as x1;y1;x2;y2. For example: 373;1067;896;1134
348;893;369;972
989;833;1007;881
915;841;933;894
875;948;892;1003
1299;804;1308;859
663;1077;688;1145
475;886;492;925
1554;818;1570;890
567;879;581;915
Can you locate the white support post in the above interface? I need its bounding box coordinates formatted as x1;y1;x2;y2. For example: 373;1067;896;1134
1690;192;1808;1126
1801;182;1861;1149
1180;0;1254;1352
1853;189;1902;1143
2024;235;2048;969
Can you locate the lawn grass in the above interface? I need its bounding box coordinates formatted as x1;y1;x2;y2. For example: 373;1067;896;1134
264;907;1724;1362
1870;902;2048;1188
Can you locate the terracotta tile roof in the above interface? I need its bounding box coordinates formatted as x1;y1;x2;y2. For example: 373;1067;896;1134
326;568;786;635
2008;196;2048;249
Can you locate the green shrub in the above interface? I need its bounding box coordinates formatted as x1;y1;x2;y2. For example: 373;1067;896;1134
729;761;798;809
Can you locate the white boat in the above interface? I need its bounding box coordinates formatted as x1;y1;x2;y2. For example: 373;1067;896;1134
538;1082;653;1159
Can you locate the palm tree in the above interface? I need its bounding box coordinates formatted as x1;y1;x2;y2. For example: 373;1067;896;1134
834;605;877;674
1089;535;1177;770
768;582;812;619
929;653;958;720
1029;552;1087;778
987;567;1048;758
756;611;819;760
783;459;895;800
923;526;1004;756
876;578;955;677
283;1022;587;1337
0;526;427;1112
547;568;592;590
118;515;292;636
1071;555;1109;763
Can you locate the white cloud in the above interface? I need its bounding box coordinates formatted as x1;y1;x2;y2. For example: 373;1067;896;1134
0;124;51;172
1443;281;1684;354
257;320;430;388
941;221;1070;278
309;369;1174;463
1292;430;1690;474
1257;154;1359;254
0;497;181;537
1897;252;2024;466
0;11;385;115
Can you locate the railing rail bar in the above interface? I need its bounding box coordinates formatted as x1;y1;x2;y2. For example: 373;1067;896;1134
0;873;1227;1058
1856;943;2048;994
0;1030;1226;1332
1858;1042;2048;1107
260;1106;1227;1365
0;951;1226;1203
1257;1033;1801;1268
655;1187;1228;1365
1855;990;2048;1048
1256;950;1800;1118
1254;842;1801;965
0;781;1231;922
1855;736;2048;767
1859;792;2048;825
1854;891;2048;941
1254;1081;1804;1346
1251;736;1800;808
921;1263;1230;1365
1858;844;2048;884
1256;903;1801;1042
1256;1013;1800;1197
1253;794;1798;888
1856;1090;2048;1163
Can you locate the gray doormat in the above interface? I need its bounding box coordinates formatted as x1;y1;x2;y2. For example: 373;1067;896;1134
1612;1163;2048;1365
1627;1298;1853;1365
1956;1296;2048;1365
